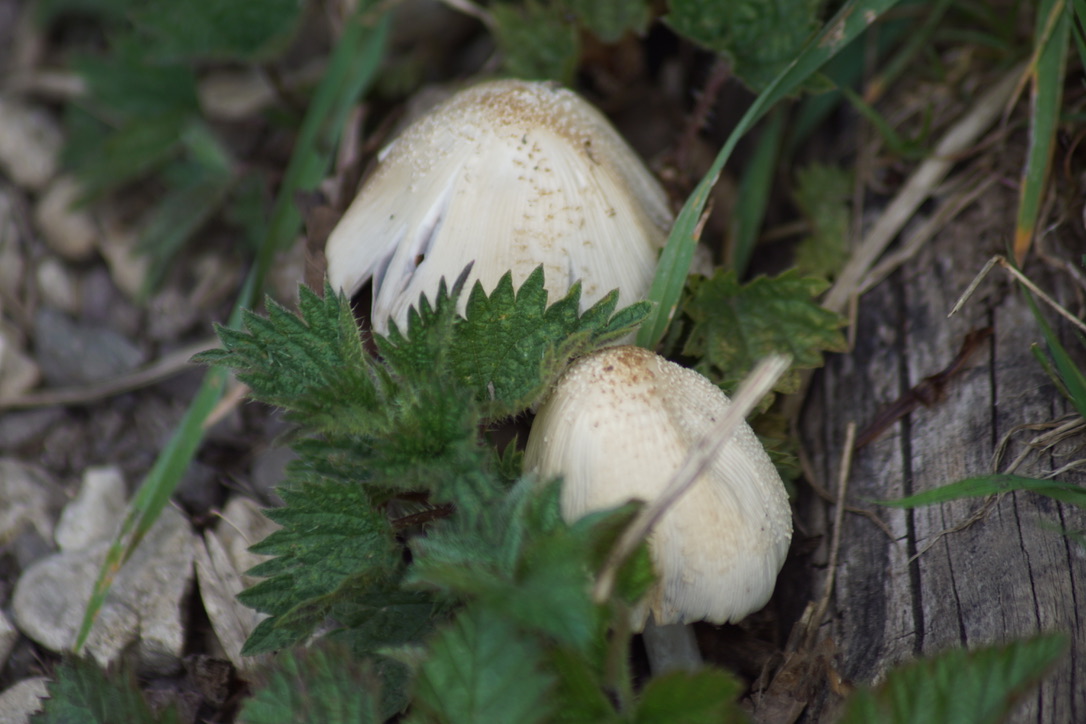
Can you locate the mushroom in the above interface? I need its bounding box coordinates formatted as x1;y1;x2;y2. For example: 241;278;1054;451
523;345;792;629
325;79;672;332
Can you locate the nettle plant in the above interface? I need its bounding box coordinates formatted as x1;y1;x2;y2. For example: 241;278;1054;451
31;1;1078;721
188;79;1061;722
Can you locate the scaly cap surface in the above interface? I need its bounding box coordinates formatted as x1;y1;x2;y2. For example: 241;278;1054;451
326;79;672;332
524;346;792;626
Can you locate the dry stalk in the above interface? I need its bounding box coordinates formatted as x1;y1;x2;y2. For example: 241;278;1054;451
822;65;1023;315
0;338;218;410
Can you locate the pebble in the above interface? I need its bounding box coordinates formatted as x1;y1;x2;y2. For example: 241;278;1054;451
0;331;39;401
34;257;80;314
0;677;48;724
0;407;61;451
11;505;195;676
54;465;126;551
33;175;98;261
97;211;149;300
0;458;63;551
0;95;61;191
33;306;146;386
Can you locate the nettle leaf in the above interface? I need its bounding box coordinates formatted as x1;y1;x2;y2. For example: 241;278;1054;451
410;605;556;724
197;285;391;436
239;641;407;724
64;112;192;199
633;668;745;723
665;0;824;92
793;162;851;280
380;266;649;418
32;657;180;724
238;476;400;654
131;0;304;61
568;0;652;42
839;634;1068;724
679;268;846;395
411;480;647;653
492;1;579;82
75;44;200;120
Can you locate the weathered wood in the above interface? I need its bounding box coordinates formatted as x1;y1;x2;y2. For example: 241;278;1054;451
797;187;1086;722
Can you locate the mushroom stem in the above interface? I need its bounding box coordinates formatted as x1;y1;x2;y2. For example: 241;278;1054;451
642;616;703;674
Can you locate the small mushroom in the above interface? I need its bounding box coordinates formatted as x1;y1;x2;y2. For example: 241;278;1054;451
325;79;672;332
523;345;792;627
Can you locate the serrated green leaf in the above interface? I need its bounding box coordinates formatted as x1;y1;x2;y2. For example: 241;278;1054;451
65;113;190;198
680;269;847;394
492;1;579;82
131;0;304;62
411;605;556;724
239;642;405;724
793;162;851;280
568;0;651;42
633;668;746;723
75;44;200;120
547;646;620;723
380;266;649;418
32;657;180;724
197;285;388;435
237;477;400;654
876;474;1086;509
332;588;441;654
411;480;645;652
839;634;1068;724
665;0;824;91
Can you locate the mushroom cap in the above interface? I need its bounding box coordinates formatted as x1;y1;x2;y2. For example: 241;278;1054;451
325;79;672;332
523;346;792;626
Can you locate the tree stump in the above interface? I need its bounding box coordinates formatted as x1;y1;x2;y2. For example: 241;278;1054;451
797;182;1086;722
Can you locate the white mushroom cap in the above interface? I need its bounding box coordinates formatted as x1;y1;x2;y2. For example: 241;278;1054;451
524;346;792;626
325;79;672;332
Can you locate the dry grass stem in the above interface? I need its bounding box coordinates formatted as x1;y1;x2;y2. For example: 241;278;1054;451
948;254;1086;335
823;65;1022;315
858;173;998;295
0;338;218;409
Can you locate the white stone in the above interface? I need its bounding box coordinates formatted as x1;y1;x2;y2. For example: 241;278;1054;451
0;459;61;546
34;258;80;315
0;96;61;190
216;496;280;588
12;506;195;676
0;332;39;403
96;211;149;300
195;529;268;671
55;466;127;551
0;677;48;724
34;175;98;261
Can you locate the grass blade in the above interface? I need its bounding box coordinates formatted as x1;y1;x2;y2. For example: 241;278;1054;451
1014;0;1070;265
75;5;391;652
636;0;906;349
877;474;1086;508
1022;289;1086;420
728;108;784;277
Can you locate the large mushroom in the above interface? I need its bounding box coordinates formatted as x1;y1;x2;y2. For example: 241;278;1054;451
325;79;672;332
524;346;792;634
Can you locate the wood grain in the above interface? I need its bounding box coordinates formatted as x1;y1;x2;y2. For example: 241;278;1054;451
797;188;1086;722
